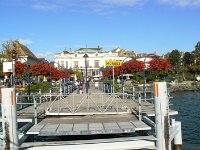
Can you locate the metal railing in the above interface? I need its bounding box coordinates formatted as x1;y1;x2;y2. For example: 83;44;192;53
44;93;135;115
15;89;155;122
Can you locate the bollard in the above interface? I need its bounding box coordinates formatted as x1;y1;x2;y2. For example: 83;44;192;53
174;122;182;150
122;85;125;99
1;88;19;149
154;82;170;150
16;92;22;109
138;94;142;121
132;86;135;100
39;89;42;103
34;98;38;124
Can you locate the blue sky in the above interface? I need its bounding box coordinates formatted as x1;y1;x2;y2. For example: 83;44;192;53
0;0;200;59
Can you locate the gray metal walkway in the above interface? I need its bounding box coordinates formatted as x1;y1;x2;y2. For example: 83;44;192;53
19;85;152;136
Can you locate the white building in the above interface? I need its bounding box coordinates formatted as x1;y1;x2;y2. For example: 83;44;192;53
54;47;132;77
1;40;41;65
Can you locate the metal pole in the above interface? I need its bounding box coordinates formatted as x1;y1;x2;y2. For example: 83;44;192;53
34;98;37;124
12;54;16;87
138;94;142;121
66;78;69;94
112;66;115;95
122;74;124;99
50;64;52;94
110;68;112;94
1;88;19;149
102;69;104;92
144;57;147;101
85;59;88;95
105;72;108;93
154;82;170;150
121;62;124;99
61;77;63;94
27;64;30;96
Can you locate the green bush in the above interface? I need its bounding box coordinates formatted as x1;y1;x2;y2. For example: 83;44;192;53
191;82;197;86
25;83;51;93
114;83;120;93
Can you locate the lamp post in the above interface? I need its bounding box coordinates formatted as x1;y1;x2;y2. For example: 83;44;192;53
27;64;30;96
102;68;104;92
12;50;17;87
49;63;53;94
109;68;112;94
105;67;108;93
83;53;89;95
143;56;148;100
80;69;83;94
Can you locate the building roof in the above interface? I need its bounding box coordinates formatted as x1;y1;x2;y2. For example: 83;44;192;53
111;47;137;58
5;40;38;59
76;47;103;53
111;47;121;53
2;40;38;61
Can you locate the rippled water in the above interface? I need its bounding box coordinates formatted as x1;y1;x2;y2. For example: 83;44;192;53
170;91;200;150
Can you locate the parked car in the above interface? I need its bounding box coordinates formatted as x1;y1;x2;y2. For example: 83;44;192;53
163;77;176;82
197;76;200;81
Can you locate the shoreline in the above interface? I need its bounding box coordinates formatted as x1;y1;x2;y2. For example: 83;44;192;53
131;82;200;93
169;85;200;92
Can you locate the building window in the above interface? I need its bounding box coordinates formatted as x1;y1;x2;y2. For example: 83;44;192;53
66;61;68;69
75;54;77;57
94;60;100;67
74;61;79;68
95;53;98;57
61;61;64;67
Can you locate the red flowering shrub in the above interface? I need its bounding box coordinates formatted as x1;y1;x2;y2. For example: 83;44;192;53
149;58;171;72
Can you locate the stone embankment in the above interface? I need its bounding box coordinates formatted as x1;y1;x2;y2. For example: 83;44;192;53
169;85;200;92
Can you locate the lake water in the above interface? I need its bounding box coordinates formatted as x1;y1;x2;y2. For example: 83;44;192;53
171;91;200;150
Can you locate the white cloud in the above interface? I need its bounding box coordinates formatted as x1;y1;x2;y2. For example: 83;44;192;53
32;2;61;11
36;51;55;58
18;39;33;45
100;0;143;7
86;0;145;15
29;0;144;15
158;0;200;7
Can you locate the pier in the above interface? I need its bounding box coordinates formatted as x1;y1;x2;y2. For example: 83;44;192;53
0;82;182;150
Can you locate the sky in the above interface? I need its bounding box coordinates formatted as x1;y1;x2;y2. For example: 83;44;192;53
0;0;200;60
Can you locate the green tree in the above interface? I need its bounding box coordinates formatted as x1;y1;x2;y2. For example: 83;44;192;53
190;41;200;76
182;52;194;79
167;49;181;74
193;41;200;64
183;52;194;67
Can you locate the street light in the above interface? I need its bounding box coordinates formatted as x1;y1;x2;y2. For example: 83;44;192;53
143;56;147;100
49;62;53;94
27;64;30;96
83;53;89;95
12;50;17;87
